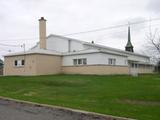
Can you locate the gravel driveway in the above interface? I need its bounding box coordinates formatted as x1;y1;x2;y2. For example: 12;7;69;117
0;98;131;120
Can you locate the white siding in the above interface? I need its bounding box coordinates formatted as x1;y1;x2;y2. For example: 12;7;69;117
46;36;85;52
31;36;84;52
62;53;127;66
100;53;127;66
127;55;149;62
83;44;150;63
47;36;68;52
70;40;84;52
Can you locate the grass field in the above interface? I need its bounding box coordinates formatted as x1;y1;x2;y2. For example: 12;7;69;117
0;74;160;120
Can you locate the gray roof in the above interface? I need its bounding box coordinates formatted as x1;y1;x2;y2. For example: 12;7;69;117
4;49;62;57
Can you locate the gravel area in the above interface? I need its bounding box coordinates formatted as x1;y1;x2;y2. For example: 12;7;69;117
0;98;131;120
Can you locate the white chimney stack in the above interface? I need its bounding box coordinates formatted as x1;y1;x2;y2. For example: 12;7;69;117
39;17;46;49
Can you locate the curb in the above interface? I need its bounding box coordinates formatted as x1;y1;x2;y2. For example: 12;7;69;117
0;96;135;120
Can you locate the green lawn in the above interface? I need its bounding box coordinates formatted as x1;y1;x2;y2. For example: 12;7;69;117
0;74;160;120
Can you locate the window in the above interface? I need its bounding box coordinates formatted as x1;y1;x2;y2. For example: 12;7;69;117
22;60;25;66
108;58;116;65
131;63;138;68
14;59;25;67
73;58;87;65
83;58;87;65
73;59;77;65
78;59;82;64
14;60;17;66
135;64;138;68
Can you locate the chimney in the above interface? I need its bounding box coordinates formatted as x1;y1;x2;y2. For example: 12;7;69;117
39;17;46;49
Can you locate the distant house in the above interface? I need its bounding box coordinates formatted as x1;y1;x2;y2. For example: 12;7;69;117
0;59;3;75
3;17;154;76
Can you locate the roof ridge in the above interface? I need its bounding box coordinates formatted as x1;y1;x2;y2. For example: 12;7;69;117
47;34;90;44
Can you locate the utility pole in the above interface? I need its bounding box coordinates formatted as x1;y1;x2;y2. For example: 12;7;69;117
21;43;26;53
21;43;26;75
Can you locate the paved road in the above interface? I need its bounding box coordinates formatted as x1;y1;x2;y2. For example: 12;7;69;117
0;99;128;120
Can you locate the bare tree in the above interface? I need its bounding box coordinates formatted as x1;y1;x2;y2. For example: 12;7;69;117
145;29;160;72
145;29;160;62
147;29;160;53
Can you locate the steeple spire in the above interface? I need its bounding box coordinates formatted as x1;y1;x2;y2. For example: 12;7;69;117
125;26;134;52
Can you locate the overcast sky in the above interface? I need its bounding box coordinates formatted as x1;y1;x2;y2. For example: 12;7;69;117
0;0;160;59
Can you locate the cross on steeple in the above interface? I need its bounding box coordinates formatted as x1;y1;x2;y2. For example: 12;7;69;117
125;26;134;52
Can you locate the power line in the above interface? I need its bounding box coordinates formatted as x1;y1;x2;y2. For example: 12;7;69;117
0;37;39;42
63;17;160;36
0;17;160;42
93;23;160;40
0;43;21;47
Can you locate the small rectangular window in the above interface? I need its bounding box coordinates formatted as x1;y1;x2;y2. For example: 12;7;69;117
73;59;77;65
83;58;87;65
14;59;25;67
135;64;138;68
108;58;116;65
22;60;25;66
131;63;138;68
14;60;17;66
73;58;87;65
78;59;82;64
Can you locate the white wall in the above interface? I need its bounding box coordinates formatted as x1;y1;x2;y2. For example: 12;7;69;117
62;53;127;66
31;36;84;53
46;36;85;52
70;40;84;52
31;35;150;64
47;36;68;52
83;44;150;63
127;54;149;62
100;53;127;66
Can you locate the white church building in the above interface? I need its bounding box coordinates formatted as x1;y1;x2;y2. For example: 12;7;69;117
3;17;154;76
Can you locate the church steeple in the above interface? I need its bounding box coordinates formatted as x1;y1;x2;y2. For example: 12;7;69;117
125;26;134;52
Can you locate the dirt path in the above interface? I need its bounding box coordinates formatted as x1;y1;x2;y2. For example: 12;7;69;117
0;98;132;120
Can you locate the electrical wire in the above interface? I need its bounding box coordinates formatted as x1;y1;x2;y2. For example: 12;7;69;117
63;17;160;36
0;43;21;47
93;23;160;40
0;17;160;47
0;37;39;42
